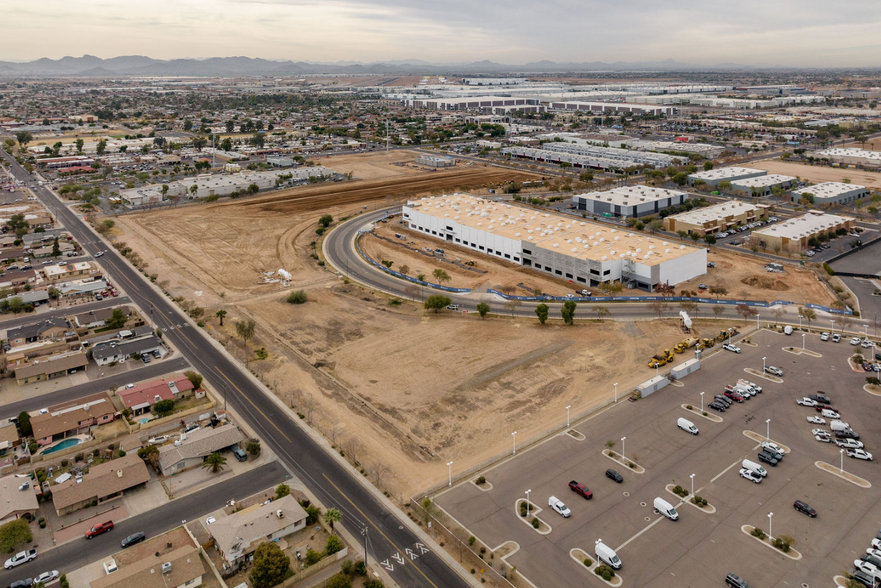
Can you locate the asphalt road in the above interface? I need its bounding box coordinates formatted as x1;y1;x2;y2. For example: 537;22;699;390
0;461;288;586
0;297;128;331
0;150;469;588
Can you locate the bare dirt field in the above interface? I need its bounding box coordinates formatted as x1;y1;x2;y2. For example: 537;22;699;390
319;150;428;180
751;159;881;190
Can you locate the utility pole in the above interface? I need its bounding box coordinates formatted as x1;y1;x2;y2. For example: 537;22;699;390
386;120;389;153
361;526;369;567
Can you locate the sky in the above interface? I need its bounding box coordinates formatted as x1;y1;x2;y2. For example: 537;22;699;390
5;0;881;67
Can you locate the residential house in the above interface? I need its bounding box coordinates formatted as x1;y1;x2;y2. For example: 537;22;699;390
41;261;94;282
91;335;165;366
30;392;115;446
158;424;243;475
118;376;195;416
90;528;205;588
52;453;150;515
209;495;308;569
0;289;50;308
0;474;38;524
57;278;105;299
73;305;131;329
6;317;69;347
14;352;88;385
0;421;20;455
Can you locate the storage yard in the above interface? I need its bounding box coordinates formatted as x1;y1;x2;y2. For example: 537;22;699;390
750;159;881;190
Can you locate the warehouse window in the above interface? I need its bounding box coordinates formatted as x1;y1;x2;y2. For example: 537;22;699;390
432;231;437;235
534;263;542;269
478;246;484;251
545;266;553;273
603;269;611;276
454;238;460;243
590;269;600;276
522;248;532;255
555;270;563;276
504;254;511;259
565;273;573;279
576;276;586;283
514;257;520;262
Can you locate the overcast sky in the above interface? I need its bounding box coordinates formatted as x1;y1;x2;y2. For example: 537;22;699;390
5;0;881;67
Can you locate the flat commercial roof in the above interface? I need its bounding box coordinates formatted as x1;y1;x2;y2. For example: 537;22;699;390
575;186;687;207
667;200;765;225
815;147;881;162
410;194;701;265
732;174;797;188
752;212;850;240
688;167;766;181
792;182;867;198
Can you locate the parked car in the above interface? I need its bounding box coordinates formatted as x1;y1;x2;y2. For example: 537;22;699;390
9;579;32;588
722;344;741;353
4;550;37;569
231;446;248;462
816;404;839;413
793;500;817;517
809;393;831;404
757;451;778;466
35;570;59;584
714;395;732;407
807;416;826;425
739;468;762;483
812;428;830;437
708;401;726;412
821;409;840;419
836;438;864;449
605;469;623;483
568;480;593;499
724;390;744;403
851;337;863;345
761;441;785;456
847;448;873;461
141;354;151;364
815;434;833;443
725;572;751;588
548;496;571;517
764;365;783;376
796;397;817;407
832;334;841;343
86;520;114;539
183;423;200;433
836;430;861;440
121;532;146;548
821;332;829;341
147;435;168;445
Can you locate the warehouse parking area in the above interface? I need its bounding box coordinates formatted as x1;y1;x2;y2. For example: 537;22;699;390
433;329;881;588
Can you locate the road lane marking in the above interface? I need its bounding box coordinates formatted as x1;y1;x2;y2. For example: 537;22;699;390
406;548;418;560
392;552;405;565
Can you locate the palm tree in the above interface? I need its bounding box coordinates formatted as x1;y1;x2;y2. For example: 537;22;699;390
215;310;227;326
323;507;341;535
202;452;227;473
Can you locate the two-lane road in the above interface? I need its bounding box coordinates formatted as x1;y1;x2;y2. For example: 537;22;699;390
1;151;469;588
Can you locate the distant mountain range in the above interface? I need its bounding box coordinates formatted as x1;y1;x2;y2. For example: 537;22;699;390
0;54;759;77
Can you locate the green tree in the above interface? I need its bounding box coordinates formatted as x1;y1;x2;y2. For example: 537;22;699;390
161;184;169;198
672;172;688;186
799;306;817;328
561;300;577;325
248;183;259;195
424;295;451;313
14;131;32;148
225;120;235;133
189;184;198;197
432;269;451;286
185;370;203;390
0;519;32;553
52;141;63;156
318;214;333;227
326;574;353;588
235;319;257;363
215;309;227;326
718;180;732;193
201;452;227;473
107;308;128;329
535;303;549;324
324;507;342;534
51;237;61;258
17;411;31;437
249;542;291;588
152;399;175;416
703;161;714;171
476;302;490;318
191;136;207;151
247;439;262;456
221;137;233;151
276;483;290;498
594;305;610;321
96;139;107;155
286;290;308;304
75;138;84;153
325;534;344;555
183;119;193;132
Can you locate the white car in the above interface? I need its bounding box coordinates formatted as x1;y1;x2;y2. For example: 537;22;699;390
739;468;762;483
851;337;862;345
95;251;104;258
722;343;741;353
821;409;840;419
873;538;881;550
862;340;873;348
797;397;817;407
821;332;829;341
855;559;881;577
836;438;864;449
4;550;36;569
866;547;881;559
811;428;830;437
548;496;571;517
847;448;873;461
147;435;169;445
761;441;785;455
815;434;833;443
125;383;135;389
806;416;825;425
35;570;60;584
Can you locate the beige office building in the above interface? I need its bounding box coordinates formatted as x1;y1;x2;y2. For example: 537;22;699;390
749;212;853;253
663;201;768;236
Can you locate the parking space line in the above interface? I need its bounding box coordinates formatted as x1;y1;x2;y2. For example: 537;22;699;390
615;516;664;552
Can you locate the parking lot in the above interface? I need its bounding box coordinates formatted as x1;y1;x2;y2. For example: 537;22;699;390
435;328;881;587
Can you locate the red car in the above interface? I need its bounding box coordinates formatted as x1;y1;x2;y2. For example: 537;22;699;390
110;290;118;297
815;405;838;413
724;390;744;403
85;520;114;539
568;480;593;499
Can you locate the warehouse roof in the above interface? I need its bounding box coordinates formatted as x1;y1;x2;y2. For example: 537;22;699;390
792;182;867;198
731;174;797;188
815;147;881;162
752;212;851;240
666;200;766;226
687;167;766;181
408;194;701;265
574;186;687;207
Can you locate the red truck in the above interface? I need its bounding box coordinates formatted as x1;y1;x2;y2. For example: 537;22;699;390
568;480;593;499
85;520;114;539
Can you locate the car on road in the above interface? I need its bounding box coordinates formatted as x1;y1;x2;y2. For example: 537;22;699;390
851;337;863;345
764;365;783;376
605;469;623;483
722;343;741;353
9;579;33;588
821;409;841;419
725;572;751;588
35;570;59;584
739;468;762;483
809;393;831;404
708;401;726;412
797;397;817;407
5;550;36;569
446;304;459;311
821;332;829;341
95;251;104;257
807;416;825;425
121;531;146;548
548;496;571;517
568;481;592;499
832;334;841;343
837;438;864;449
847;448;874;461
757;451;778;466
86;520;114;538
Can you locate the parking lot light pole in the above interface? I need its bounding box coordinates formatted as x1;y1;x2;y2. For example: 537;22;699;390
768;512;773;539
447;461;453;487
802;333;806;350
526;489;531;518
690;473;695;498
762;356;766;374
512;431;517;455
798;314;803;330
757;313;760;329
621;437;626;462
614;382;618;403
766;419;771;441
841;448;845;474
700;391;704;412
566;405;571;428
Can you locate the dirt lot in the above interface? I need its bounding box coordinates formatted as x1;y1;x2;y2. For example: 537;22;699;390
319;149;428;180
751;159;881;189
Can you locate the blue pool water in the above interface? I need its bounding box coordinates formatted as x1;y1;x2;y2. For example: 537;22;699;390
139;417;150;424
41;438;82;455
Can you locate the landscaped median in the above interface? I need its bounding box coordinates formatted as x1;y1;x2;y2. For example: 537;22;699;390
470;475;493;491
602;449;645;474
743;431;791;453
815;461;872;488
680;404;723;423
741;525;802;560
664;484;716;514
782;346;822;358
743;367;783;383
569;548;623;587
515;499;551;535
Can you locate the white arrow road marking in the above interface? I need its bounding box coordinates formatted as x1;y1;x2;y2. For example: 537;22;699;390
415;543;430;554
405;548;418;560
380;559;393;571
391;552;405;565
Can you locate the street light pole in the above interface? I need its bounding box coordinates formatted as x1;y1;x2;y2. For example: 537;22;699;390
762;356;766;374
512;431;517;455
690;473;695;498
802;333;805;350
757;313;760;329
700;391;704;412
841;448;845;474
447;461;453;487
798;314;803;330
566;405;571;428
768;512;773;539
525;489;531;518
766;418;771;442
614;382;618;403
621;436;626;462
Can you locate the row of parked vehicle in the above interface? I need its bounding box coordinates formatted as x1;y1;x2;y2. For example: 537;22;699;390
798;393;873;459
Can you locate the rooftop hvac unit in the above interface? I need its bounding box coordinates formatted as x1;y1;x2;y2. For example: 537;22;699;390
599;238;605;242
572;248;578;252
680;245;686;249
636;248;642;253
476;222;482;226
628;233;635;237
553;243;559;248
665;249;671;253
117;469;123;478
601;256;608;261
583;244;589;249
610;251;615;255
615;236;620;241
488;225;493;229
276;509;284;519
162;562;172;575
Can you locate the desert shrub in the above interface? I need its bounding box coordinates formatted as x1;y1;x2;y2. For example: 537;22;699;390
531;518;539;529
583;557;593;567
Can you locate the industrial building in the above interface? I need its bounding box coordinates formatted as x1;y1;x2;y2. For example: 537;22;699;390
663;201;767;236
540;142;678;167
402;194;706;291
686;167;767;187
750;212;853;253
626;139;726;159
502;145;673;172
731;174;796;196
812;147;881;168
541;100;676;117
792;182;869;206
573;186;688;218
415;154;456;168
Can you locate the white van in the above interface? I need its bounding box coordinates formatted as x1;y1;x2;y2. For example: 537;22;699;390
654;497;679;521
595;541;622;570
734;384;753;398
677;417;698;435
830;420;851;432
784;325;793;335
742;458;768;478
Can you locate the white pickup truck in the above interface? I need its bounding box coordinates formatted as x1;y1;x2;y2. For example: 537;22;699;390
548;496;571;517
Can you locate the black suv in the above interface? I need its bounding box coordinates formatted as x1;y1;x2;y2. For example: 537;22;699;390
605;469;623;483
809;393;831;404
836;430;861;440
726;573;750;588
121;531;146;548
708;401;726;412
758;451;779;466
793;500;817;517
714;395;732;407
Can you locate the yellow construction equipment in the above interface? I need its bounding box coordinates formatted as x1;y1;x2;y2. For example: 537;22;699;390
698;338;716;350
647;349;674;368
674;337;699;354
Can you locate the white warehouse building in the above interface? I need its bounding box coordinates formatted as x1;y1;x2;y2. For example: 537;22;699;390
686;167;767;187
792;182;869;206
574;186;688;218
402;194;706;291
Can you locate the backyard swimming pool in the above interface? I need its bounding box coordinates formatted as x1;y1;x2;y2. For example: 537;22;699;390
40;437;83;455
